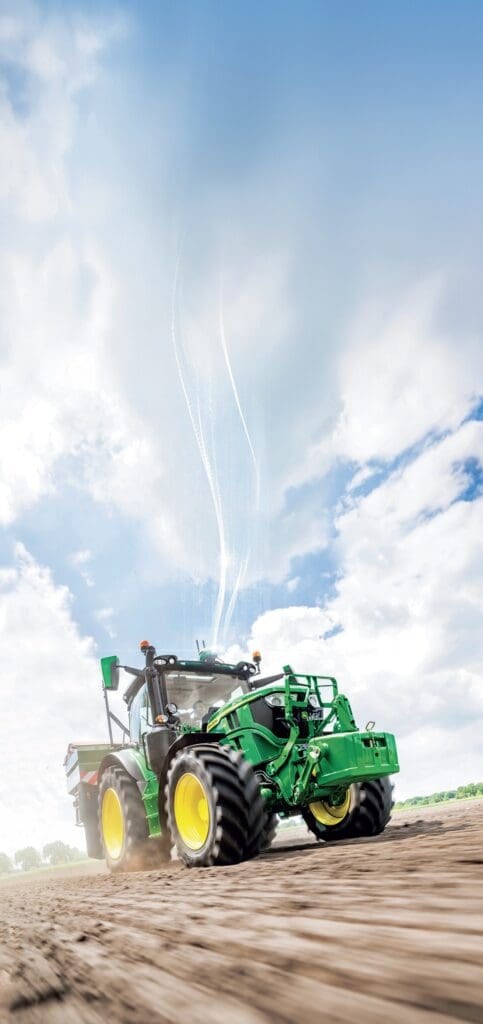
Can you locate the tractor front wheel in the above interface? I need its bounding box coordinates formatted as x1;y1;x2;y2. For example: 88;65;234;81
246;812;278;857
166;744;264;867
303;777;393;843
99;766;169;872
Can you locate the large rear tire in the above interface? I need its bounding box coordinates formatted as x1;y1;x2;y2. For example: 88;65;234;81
99;766;169;872
166;744;264;867
303;777;393;843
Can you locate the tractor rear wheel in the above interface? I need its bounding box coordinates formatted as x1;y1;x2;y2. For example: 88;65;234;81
99;766;169;872
303;777;393;843
166;744;264;867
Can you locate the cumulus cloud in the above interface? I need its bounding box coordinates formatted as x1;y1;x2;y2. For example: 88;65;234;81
69;549;94;587
230;416;483;797
0;5;293;598
237;276;483;800
0;544;103;854
286;576;300;593
5;5;480;609
0;11;134;526
0;9;189;575
95;605;117;638
290;279;483;490
0;5;122;221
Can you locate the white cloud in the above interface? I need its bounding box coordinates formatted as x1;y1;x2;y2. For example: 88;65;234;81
0;232;170;532
290;280;483;490
0;7;277;590
69;549;94;587
0;12;139;527
95;605;117;639
4;5;481;611
335;420;483;569
0;15;183;562
70;549;93;566
286;576;300;593
0;7;122;223
234;420;483;798
0;544;104;855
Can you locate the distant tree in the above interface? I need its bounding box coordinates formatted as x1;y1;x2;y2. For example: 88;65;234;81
14;847;42;871
43;841;74;866
0;852;13;874
42;841;88;866
395;782;483;810
70;846;88;861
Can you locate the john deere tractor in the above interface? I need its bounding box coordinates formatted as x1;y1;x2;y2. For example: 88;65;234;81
65;642;399;870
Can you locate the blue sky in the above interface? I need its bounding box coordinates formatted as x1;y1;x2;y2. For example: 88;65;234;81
1;1;483;849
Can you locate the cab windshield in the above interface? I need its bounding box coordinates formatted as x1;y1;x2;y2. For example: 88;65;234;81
164;670;248;727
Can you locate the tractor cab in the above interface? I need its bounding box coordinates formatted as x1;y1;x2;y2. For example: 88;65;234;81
162;666;249;727
99;642;258;760
126;662;251;742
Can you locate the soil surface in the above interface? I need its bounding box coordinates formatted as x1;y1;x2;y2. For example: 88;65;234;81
1;799;482;1024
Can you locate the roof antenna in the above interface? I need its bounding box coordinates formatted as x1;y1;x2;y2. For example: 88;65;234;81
196;639;200;655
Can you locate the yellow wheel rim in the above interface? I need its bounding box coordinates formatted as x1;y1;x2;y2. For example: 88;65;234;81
309;789;351;827
174;772;210;850
101;787;125;860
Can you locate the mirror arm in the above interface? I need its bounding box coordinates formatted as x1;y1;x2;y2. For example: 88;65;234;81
108;709;129;740
103;687;114;744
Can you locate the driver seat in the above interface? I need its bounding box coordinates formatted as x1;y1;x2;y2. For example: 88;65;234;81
201;706;220;728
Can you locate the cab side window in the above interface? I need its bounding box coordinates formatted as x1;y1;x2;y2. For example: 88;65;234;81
140;691;153;734
130;683;150;744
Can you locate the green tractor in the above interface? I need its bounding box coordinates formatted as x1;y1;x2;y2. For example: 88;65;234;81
65;642;399;870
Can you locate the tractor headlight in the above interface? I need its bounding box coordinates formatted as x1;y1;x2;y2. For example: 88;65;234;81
265;693;284;707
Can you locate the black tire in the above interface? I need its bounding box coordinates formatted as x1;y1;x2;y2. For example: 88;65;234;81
165;744;264;867
98;766;170;873
303;777;394;843
260;813;278;851
247;812;278;857
240;760;266;860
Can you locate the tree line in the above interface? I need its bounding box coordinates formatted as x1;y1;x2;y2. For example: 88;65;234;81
394;781;483;809
0;841;87;874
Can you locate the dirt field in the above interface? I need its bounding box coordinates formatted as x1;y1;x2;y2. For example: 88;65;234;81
1;800;482;1024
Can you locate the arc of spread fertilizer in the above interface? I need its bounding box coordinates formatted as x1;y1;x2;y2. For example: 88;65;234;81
171;255;227;648
221;552;249;645
195;385;227;647
219;281;261;508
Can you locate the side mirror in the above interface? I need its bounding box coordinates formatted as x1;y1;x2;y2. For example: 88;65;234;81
101;655;120;691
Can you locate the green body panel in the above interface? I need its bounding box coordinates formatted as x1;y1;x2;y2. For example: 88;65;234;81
140;774;161;837
115;745;161;839
205;668;398;813
66;743;163;839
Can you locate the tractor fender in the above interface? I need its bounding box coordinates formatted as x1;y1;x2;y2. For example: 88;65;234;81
98;748;149;797
156;731;224;819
